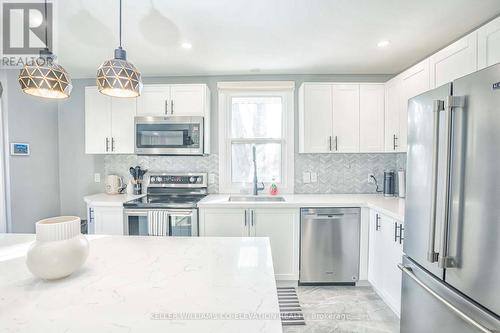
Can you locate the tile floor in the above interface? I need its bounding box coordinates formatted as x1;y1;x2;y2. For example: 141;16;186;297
283;286;400;333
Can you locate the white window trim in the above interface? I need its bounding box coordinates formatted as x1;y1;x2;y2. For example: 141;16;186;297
218;82;295;194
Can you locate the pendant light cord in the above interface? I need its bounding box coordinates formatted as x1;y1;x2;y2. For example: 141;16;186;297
119;0;122;48
44;0;48;50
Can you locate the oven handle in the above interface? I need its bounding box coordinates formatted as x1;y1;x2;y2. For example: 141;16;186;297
124;209;149;217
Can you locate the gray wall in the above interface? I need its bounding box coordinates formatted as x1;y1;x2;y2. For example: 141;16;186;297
58;79;105;219
4;71;61;233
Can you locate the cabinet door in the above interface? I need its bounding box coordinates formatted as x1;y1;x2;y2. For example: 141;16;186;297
85;87;112;154
300;84;333;153
332;84;360;152
400;59;430;151
252;209;299;281
478;17;500;70
384;77;401;152
170;84;207;116
136;85;170;116
201;208;247;237
429;32;477;88
93;207;124;235
368;211;385;290
110;97;136;154
359;84;385;152
383;217;404;316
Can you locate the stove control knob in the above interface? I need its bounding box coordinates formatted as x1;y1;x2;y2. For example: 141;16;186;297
189;177;195;183
156;177;162;183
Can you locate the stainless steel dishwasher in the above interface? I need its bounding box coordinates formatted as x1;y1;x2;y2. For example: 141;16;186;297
300;208;360;284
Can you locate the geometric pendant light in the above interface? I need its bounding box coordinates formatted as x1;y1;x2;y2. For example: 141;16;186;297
96;0;142;98
18;0;72;99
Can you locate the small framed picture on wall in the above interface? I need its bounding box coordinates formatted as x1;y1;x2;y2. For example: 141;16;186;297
10;143;30;156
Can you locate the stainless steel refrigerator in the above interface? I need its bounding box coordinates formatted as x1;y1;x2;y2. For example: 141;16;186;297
401;64;500;332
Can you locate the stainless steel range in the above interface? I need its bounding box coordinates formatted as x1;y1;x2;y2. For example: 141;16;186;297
123;173;207;236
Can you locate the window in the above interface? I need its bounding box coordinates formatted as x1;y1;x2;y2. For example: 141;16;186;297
218;82;294;193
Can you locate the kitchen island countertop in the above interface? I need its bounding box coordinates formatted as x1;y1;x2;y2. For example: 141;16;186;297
0;234;282;333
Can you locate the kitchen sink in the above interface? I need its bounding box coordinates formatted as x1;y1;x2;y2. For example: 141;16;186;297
228;195;285;202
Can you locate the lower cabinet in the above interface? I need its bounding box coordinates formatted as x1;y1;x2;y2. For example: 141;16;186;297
90;206;124;235
368;209;404;317
199;207;300;281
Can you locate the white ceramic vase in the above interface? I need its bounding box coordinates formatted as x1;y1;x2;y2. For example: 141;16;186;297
26;216;89;280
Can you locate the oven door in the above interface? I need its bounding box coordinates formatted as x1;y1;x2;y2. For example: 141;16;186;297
135;116;204;155
123;209;199;236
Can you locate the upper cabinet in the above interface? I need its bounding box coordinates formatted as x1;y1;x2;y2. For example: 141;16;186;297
429;32;477;88
332;84;360;153
85;84;211;155
299;83;383;154
85;87;136;154
136;84;209;117
477;17;500;70
359;84;385;152
298;83;333;153
384;76;402;152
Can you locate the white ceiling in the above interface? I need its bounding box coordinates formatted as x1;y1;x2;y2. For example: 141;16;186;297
55;0;500;78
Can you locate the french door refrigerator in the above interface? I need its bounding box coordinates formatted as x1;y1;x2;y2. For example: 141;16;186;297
401;64;500;333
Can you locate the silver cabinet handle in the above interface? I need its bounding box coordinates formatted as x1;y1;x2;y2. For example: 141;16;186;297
244;210;247;227
427;100;444;262
105;137;110;152
393;134;398;150
398;264;498;333
251;210;254;227
165;100;169;114
375;214;381;231
329;136;332;151
171;100;174;114
111;137;115;152
335;135;338;151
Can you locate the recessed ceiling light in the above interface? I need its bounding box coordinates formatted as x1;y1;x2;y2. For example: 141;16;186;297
181;42;192;49
377;40;390;48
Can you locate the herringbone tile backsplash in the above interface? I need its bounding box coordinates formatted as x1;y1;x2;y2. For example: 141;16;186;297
105;153;406;194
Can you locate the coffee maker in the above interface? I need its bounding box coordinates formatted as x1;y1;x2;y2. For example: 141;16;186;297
383;171;395;197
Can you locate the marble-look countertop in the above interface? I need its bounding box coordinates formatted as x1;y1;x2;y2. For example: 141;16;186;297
0;234;282;333
84;193;146;207
198;194;405;221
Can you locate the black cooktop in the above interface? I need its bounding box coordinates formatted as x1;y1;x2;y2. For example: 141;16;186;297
123;194;205;209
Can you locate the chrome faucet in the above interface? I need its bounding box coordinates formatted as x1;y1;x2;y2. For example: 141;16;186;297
252;145;265;195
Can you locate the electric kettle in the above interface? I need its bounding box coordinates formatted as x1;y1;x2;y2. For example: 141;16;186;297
105;175;124;195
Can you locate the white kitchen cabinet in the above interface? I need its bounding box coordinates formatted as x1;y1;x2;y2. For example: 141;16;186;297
429;32;477;88
92;206;124;235
332;84;360;152
359;84;385;152
136;84;209;117
298;83;333;153
368;210;404;317
85;87;136;154
399;59;430;151
477;16;500;70
201;208;247;237
199;207;300;281
252;209;300;281
136;85;170;116
384;76;402;152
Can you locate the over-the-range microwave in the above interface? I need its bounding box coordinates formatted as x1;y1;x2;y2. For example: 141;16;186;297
134;116;204;155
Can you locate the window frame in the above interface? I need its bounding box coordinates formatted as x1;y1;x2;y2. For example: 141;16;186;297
218;82;295;194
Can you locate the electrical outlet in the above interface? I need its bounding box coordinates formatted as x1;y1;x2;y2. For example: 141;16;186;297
310;172;318;183
94;173;101;183
303;172;311;184
368;173;375;184
208;173;215;184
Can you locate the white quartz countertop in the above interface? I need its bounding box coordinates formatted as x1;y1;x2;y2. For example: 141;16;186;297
198;194;405;221
84;193;146;207
0;234;282;333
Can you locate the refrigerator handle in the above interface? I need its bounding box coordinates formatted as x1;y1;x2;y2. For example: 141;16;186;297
398;264;498;333
437;96;465;269
427;100;444;263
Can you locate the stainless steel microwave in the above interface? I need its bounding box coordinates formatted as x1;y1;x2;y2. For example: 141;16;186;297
134;116;204;155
